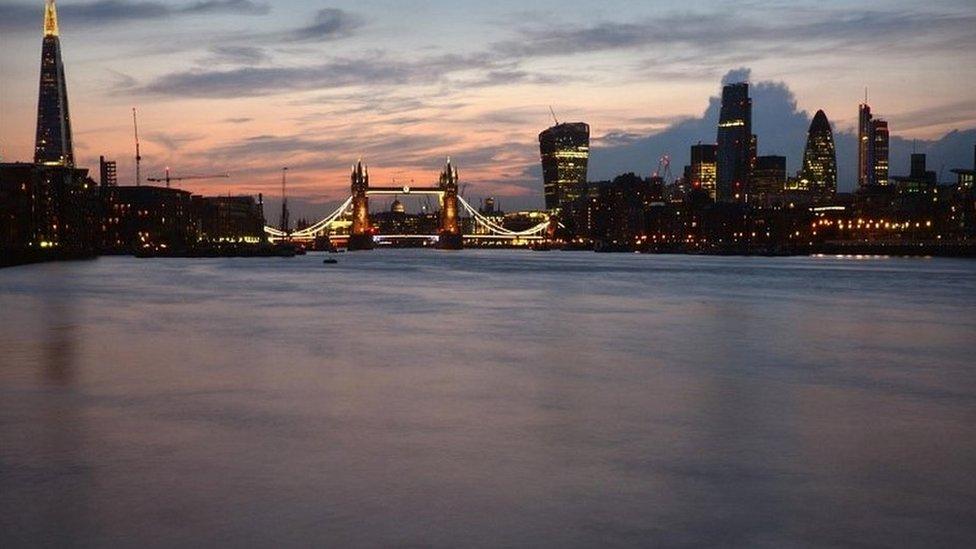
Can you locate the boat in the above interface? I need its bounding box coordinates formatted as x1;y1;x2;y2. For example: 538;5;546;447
323;258;339;264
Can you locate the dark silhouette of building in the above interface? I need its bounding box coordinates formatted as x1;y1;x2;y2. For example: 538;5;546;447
194;195;267;243
753;156;786;206
858;102;872;187
101;186;195;251
99;156;117;187
802;110;837;198
540;122;589;212
35;1;74;167
690;144;717;200
716;82;752;203
1;5;97;260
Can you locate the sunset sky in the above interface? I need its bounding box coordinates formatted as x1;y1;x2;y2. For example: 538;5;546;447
1;0;975;216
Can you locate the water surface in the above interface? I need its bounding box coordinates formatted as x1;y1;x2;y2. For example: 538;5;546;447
2;251;975;547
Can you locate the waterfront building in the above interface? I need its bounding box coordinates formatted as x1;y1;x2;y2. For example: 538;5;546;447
193;195;267;244
690;144;718;200
801;110;838;199
540;122;590;212
716;82;753;203
101;186;195;251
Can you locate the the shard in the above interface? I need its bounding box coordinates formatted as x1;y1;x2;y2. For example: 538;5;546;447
34;0;74;166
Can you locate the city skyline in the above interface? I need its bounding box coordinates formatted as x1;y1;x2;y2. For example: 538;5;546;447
1;0;975;217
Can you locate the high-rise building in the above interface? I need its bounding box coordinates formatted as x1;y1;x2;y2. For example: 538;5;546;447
539;122;589;212
689;144;717;200
871;119;889;186
801;110;838;198
99;156;117;187
858;102;872;188
752;155;786;205
858;101;890;187
716;82;752;203
34;0;74;167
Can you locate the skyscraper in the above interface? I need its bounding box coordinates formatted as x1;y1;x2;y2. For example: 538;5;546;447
871;119;889;186
539;122;589;212
858;101;890;187
858;102;872;188
34;0;74;167
689;144;717;200
801;110;838;198
716;82;752;203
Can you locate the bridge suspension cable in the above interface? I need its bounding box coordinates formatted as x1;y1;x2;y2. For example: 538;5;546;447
265;196;353;238
265;195;549;240
457;196;550;237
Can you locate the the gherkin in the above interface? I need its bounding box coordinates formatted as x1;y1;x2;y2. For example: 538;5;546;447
802;110;837;197
34;0;74;167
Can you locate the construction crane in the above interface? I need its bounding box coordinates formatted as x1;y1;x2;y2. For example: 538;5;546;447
147;167;229;188
133;107;142;186
653;154;674;184
549;105;559;126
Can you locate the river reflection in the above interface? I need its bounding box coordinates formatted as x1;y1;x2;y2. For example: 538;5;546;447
1;252;975;547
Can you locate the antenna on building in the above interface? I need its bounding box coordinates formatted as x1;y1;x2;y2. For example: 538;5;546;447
549;106;559;126
132;107;142;186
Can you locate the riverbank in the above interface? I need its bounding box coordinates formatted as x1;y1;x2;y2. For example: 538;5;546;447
0;248;97;269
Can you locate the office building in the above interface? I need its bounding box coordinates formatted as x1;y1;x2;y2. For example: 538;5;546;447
690;144;717;200
858;101;890;187
540;122;590;212
801;110;838;198
716;82;752;203
752;156;787;206
35;0;74;167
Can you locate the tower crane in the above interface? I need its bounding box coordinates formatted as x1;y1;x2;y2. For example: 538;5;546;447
654;154;674;184
133;107;142;186
147;167;229;188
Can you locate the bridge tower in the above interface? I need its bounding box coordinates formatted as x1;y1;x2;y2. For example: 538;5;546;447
438;158;463;249
348;159;374;251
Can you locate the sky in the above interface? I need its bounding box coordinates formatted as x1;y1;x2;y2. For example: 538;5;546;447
1;0;975;217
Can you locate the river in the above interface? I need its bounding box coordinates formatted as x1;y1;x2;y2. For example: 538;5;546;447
2;251;975;547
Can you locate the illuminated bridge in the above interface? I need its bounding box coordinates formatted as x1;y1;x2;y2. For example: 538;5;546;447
265;159;552;249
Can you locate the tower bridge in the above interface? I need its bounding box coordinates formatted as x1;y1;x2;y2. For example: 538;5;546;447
265;159;552;249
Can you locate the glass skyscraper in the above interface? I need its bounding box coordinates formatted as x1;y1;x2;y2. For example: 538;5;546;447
34;0;74;167
801;110;838;198
857;102;889;187
716;82;752;203
539;122;589;212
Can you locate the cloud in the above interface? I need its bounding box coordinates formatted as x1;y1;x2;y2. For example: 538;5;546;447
133;52;502;98
0;0;268;32
590;68;976;192
206;45;270;65
287;8;363;42
492;8;976;66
